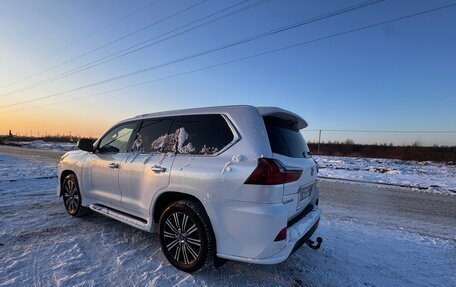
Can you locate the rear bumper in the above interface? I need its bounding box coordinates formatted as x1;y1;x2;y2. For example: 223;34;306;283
216;205;321;264
291;217;319;255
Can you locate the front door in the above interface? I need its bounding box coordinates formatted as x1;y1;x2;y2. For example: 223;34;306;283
83;121;138;208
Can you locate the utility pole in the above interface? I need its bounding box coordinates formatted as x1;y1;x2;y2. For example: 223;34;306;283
317;129;322;155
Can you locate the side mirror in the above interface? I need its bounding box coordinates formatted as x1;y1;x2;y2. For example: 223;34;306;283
77;138;95;152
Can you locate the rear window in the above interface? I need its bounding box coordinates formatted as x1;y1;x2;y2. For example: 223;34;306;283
168;114;234;155
132;117;173;153
264;116;309;158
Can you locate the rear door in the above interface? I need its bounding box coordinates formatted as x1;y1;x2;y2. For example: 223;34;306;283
119;117;175;218
168;114;236;201
263;116;318;218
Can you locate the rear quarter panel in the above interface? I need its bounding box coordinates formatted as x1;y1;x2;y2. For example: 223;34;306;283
162;106;279;257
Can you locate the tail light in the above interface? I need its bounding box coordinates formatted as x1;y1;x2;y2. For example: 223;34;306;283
274;227;287;241
244;158;302;185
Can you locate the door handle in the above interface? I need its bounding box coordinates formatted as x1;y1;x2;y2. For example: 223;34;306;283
151;165;166;173
108;163;120;169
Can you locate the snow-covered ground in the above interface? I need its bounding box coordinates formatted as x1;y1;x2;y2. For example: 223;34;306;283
0;153;56;181
314;155;456;194
3;140;77;151
0;153;455;286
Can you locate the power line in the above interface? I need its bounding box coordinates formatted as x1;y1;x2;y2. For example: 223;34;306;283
5;2;456;114
0;0;386;109
6;0;440;114
0;0;161;82
0;0;265;97
4;1;455;113
0;0;208;93
21;0;267;93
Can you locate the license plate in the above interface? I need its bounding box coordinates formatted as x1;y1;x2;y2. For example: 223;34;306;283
298;186;312;205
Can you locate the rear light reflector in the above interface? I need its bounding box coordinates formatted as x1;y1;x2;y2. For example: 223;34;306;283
244;158;302;185
274;227;287;241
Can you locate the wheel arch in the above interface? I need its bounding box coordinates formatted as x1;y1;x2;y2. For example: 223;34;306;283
152;191;205;224
59;170;76;197
152;191;219;256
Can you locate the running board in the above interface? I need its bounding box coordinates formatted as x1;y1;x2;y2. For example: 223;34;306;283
89;204;151;232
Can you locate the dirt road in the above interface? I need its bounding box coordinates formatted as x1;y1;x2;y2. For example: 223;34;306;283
319;179;456;241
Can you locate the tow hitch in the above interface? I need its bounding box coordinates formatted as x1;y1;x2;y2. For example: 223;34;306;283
306;236;323;250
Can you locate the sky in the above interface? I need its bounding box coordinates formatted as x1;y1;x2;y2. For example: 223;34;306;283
0;0;455;146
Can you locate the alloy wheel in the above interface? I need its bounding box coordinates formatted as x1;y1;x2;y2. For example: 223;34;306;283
63;177;80;214
162;211;202;265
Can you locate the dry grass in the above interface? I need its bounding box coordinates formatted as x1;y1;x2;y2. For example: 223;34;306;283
308;143;456;163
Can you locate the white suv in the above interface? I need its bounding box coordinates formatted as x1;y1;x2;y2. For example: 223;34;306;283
58;105;321;272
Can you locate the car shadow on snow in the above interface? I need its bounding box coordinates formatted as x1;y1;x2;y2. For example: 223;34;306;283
71;213;318;287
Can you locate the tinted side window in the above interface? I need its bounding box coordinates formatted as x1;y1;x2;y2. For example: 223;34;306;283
168;114;234;155
264;116;309;158
131;118;173;153
98;122;137;153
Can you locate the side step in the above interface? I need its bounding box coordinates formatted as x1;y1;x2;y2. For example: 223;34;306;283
89;204;151;232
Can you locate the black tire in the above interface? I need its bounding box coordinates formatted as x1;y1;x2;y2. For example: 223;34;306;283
158;200;214;273
62;174;90;217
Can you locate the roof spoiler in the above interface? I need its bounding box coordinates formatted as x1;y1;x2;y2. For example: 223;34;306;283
256;107;308;130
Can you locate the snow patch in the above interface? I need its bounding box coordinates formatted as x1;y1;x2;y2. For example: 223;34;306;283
131;133;143;152
180;156;194;171
5;140;77;151
231;154;244;163
221;154;244;174
148;127;196;154
314;155;456;194
149;134;168;152
200;145;219;155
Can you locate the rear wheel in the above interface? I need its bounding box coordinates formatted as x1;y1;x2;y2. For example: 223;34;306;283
62;174;89;217
158;200;214;273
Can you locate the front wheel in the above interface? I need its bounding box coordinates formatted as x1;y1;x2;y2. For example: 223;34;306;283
158;200;214;273
62;174;89;217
